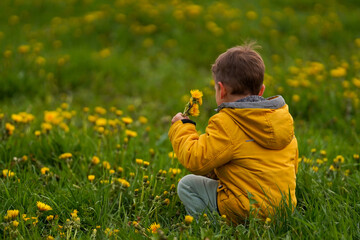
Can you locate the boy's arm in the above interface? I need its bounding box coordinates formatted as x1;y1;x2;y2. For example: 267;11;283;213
168;113;233;175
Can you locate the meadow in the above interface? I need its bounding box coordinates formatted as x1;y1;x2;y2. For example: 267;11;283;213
1;0;360;239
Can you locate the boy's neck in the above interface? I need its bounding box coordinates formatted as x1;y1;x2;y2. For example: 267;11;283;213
224;93;251;103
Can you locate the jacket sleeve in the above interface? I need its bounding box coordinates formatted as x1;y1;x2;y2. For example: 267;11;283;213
168;114;234;175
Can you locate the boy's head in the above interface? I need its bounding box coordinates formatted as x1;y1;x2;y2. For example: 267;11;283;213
212;43;265;96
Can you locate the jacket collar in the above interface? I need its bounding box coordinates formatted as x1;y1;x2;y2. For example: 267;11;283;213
216;95;286;112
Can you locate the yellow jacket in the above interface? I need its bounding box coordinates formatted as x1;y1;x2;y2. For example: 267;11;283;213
169;96;298;225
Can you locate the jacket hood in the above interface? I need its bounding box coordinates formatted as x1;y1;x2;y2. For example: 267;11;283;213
217;95;295;150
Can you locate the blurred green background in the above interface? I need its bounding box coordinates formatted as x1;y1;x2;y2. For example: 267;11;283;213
1;0;360;152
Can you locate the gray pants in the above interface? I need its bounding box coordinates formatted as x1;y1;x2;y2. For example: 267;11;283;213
177;174;219;217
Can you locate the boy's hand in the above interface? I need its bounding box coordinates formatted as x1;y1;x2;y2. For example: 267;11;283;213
171;112;189;125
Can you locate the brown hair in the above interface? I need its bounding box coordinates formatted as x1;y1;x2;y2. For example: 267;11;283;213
211;42;265;95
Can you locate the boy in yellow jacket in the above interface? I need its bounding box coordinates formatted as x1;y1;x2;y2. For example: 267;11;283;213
168;43;298;225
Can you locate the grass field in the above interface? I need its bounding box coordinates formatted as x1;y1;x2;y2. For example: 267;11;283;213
1;0;360;239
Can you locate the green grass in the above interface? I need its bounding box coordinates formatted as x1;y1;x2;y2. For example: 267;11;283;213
1;0;360;239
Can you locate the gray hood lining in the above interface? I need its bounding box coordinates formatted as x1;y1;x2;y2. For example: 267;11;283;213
216;95;286;111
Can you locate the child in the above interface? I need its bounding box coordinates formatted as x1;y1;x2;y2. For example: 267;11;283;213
168;43;298;225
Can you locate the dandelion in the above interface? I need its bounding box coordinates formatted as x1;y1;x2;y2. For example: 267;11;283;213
4;210;19;220
122;117;133;124
333;155;345;163
91;156;100;165
117;178;130;188
102;161;111;169
18;45;30;54
163;198;170;206
189;103;200;117
330;67;347;78
37;201;53;211
59;153;72;159
312;166;319;172
96;118;107;126
5;123;15;135
136;159;144;165
125;129;138;137
149;148;155;156
88;175;95;182
12;220;19;227
115;110;123;116
246;11;258;20
117;167;123;173
3;169;15;178
143;161;150;168
292;94;300;103
183;89;203;117
46;215;54;221
35;56;46;66
95;107;107;115
184;215;194;225
138;116;148;124
41;167;50;175
148;222;160;234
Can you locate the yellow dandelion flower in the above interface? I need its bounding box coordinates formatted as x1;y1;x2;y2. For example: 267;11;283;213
115;110;123;116
4;210;19;220
312;166;319;172
47;236;54;240
37;201;52;211
92;156;100;165
189;103;200;117
35;56;46;66
265;217;271;224
59;153;72;159
246;11;258;20
5;123;15;135
138;116;148;124
168;152;177;158
330;67;346;78
95;118;107;126
135;159;143;165
292;94;300;103
18;45;30;54
88;175;95;182
125;129;137;137
13;220;19;227
46;215;54;221
41;123;52;133
117;167;123;172
184;215;194;225
117;178;130;188
143;161;150;167
122;117;133;124
163;198;170;206
190;89;203;99
95;106;107;115
3;169;15;178
148;222;160;234
102;161;111;169
41;167;50;175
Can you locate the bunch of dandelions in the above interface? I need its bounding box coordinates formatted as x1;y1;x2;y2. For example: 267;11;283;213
183;90;203;117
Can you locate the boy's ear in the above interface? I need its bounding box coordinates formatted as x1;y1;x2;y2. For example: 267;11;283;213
258;84;265;96
218;82;227;99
